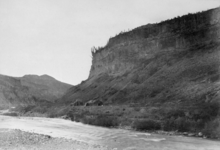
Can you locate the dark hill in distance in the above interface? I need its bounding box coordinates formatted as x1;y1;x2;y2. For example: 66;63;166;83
0;74;72;108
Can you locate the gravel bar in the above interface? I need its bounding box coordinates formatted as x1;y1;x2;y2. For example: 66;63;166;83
0;129;111;150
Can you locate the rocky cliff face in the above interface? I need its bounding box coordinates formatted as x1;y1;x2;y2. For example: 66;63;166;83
90;8;220;77
0;74;72;108
62;7;220;107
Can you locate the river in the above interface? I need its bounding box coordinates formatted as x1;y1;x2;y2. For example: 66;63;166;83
0;114;220;150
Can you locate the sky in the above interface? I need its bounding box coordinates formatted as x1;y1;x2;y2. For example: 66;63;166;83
0;0;219;85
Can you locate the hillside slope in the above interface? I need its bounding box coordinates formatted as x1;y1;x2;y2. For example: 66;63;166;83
62;7;220;108
0;74;72;108
57;7;220;137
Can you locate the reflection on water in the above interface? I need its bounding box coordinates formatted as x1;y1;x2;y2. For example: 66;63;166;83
0;115;220;150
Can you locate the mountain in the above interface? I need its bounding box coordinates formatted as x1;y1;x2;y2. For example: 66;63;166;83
3;6;217;137
0;74;72;108
62;7;220;107
59;7;220;137
12;7;220;137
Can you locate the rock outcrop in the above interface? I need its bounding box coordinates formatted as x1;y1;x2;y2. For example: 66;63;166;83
0;74;72;108
62;7;220;108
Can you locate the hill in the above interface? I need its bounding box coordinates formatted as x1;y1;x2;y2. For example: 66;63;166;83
14;7;220;138
0;74;72;108
62;7;220;106
57;7;220;138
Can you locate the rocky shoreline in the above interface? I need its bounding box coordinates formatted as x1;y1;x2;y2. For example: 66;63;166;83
154;130;206;138
117;126;211;140
0;129;110;150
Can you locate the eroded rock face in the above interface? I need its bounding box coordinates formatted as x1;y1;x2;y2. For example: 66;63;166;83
90;8;220;78
62;7;220;106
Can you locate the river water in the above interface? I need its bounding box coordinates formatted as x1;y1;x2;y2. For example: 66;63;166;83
0;115;220;150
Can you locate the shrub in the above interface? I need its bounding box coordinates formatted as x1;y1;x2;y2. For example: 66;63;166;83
81;116;95;124
95;115;119;127
165;109;185;119
162;116;205;132
162;101;220;132
0;106;9;110
47;107;69;118
132;119;161;131
13;105;35;114
162;117;175;131
3;112;19;116
81;115;119;127
47;111;58;118
174;117;191;132
33;106;48;113
202;119;220;138
191;102;219;121
23;105;35;113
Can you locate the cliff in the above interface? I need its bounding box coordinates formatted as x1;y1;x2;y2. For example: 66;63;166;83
62;7;220;107
90;8;220;78
0;74;72;108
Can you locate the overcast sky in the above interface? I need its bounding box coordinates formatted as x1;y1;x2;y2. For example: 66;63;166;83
0;0;219;85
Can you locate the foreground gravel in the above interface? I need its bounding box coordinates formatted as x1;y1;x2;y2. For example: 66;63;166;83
0;129;110;150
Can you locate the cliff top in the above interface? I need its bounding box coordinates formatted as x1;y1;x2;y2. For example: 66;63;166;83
91;6;220;55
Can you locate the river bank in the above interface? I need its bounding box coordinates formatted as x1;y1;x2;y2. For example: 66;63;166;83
1;114;220;150
0;129;109;150
2;108;218;141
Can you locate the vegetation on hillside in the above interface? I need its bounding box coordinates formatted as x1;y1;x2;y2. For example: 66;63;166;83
11;7;220;140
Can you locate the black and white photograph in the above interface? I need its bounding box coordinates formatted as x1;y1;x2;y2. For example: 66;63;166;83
0;0;220;149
